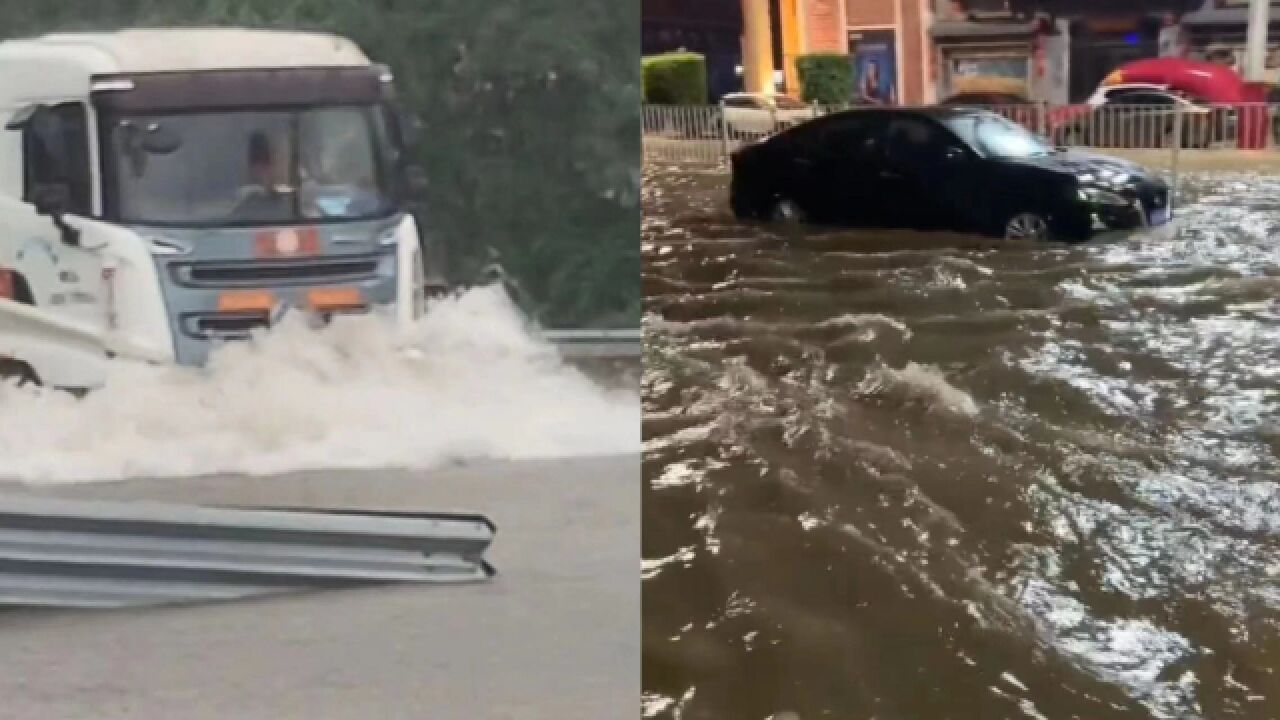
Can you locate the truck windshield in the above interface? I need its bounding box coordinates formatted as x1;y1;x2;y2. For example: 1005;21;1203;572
105;105;396;226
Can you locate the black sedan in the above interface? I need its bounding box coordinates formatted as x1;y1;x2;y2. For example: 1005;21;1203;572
729;107;1172;243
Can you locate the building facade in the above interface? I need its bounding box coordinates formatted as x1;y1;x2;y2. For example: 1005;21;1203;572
644;0;1264;107
790;0;934;104
1173;0;1280;83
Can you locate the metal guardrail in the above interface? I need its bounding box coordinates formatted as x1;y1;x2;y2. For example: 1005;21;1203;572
0;495;495;609
544;328;641;360
643;101;1280;166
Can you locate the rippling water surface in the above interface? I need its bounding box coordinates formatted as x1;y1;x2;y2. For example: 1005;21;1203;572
642;166;1280;719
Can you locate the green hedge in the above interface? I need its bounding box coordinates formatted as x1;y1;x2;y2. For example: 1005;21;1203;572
642;52;707;105
2;0;639;328
796;53;852;105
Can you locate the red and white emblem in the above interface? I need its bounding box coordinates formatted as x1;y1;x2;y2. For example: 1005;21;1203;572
276;229;301;255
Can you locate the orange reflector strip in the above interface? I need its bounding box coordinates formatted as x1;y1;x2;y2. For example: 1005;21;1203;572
1102;70;1124;86
217;289;275;313
0;269;12;301
307;287;364;310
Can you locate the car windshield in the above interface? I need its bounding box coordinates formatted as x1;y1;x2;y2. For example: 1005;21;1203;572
106;105;396;227
945;113;1053;159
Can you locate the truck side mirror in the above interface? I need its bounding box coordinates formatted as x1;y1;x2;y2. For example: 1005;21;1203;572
30;183;80;246
404;164;427;196
31;183;69;217
396;107;423;150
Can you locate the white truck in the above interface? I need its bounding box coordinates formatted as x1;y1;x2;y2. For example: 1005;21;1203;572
0;28;429;391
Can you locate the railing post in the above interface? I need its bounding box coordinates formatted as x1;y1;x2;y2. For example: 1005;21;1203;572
1170;103;1182;219
719;98;731;165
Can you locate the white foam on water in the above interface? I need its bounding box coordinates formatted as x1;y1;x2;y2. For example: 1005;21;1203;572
860;362;979;417
0;285;637;483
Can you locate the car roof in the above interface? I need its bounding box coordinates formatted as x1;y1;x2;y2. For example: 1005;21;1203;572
943;91;1026;102
724;91;801;100
1103;83;1168;91
767;105;988;141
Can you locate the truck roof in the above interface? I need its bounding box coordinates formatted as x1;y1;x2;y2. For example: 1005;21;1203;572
0;27;370;75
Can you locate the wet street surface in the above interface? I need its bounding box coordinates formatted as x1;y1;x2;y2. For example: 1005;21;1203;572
642;166;1280;719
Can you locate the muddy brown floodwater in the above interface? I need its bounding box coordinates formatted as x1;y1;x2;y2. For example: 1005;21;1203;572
642;165;1280;720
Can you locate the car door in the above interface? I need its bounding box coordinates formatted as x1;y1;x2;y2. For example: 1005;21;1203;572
878;116;959;230
804;113;884;226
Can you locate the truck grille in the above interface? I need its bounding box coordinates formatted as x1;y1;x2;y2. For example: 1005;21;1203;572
171;255;380;288
181;307;373;340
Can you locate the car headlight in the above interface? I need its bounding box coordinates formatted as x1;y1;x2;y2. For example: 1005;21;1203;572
1078;187;1130;207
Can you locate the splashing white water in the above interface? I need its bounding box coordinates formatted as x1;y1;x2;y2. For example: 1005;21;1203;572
859;362;979;417
0;286;637;483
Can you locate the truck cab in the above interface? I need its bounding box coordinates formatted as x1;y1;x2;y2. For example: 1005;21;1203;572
0;28;429;389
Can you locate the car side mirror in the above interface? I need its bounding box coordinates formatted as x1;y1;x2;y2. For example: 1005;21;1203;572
30;183;80;246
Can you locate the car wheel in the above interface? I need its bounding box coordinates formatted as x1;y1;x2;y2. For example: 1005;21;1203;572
1003;211;1051;242
771;197;805;225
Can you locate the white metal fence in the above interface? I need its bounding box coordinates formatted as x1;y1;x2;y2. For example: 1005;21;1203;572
642;101;1280;166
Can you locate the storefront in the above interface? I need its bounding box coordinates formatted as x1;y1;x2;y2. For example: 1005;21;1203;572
1178;0;1280;83
932;0;1203;103
930;16;1043;101
785;0;930;104
1067;15;1165;100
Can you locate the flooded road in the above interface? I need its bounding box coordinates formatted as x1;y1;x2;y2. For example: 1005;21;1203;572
642;167;1280;719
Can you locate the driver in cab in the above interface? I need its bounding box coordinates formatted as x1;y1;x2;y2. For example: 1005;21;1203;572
233;132;293;221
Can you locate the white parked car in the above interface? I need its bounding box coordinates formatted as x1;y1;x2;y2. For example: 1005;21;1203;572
1085;82;1171;107
1077;83;1234;147
720;93;816;137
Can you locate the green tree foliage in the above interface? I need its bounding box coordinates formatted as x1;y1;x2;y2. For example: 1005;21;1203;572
796;53;852;105
641;52;707;105
0;0;639;327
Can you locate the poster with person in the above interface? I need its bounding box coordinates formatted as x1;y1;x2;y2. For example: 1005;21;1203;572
849;29;897;105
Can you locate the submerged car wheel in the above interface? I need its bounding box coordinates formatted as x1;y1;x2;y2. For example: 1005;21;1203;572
771;197;805;224
1003;212;1051;242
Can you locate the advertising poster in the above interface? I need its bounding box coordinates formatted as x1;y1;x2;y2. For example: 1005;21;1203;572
947;54;1030;97
849;29;898;105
